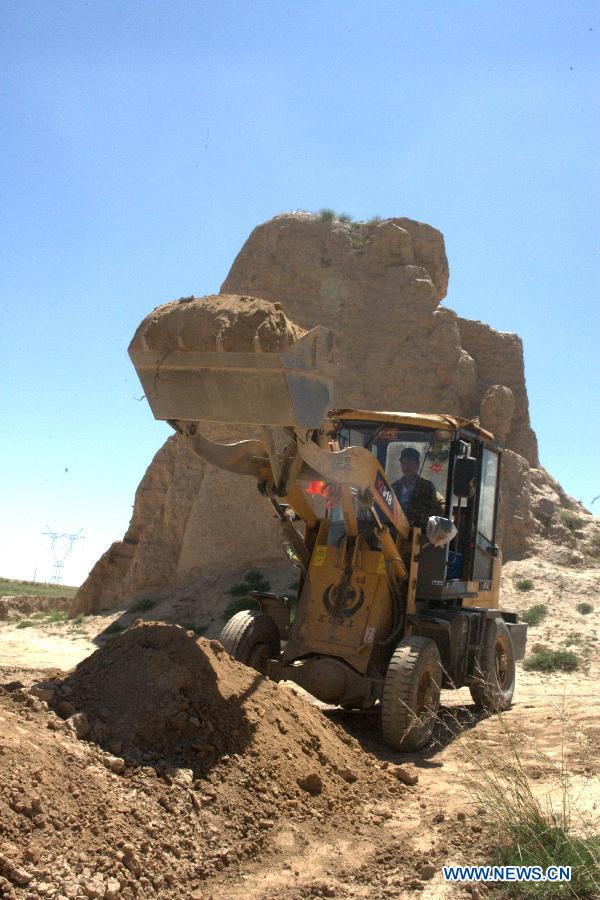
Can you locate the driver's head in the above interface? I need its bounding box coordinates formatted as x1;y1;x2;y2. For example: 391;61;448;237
400;447;420;476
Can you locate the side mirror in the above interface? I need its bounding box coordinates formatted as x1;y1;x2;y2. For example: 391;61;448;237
453;456;477;498
426;516;457;548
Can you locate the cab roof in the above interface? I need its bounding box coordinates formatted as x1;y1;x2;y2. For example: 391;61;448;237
327;408;494;440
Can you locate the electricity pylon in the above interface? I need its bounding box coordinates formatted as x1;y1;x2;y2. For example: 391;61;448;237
43;528;84;585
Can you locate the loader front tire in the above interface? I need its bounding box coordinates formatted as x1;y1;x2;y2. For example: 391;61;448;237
469;617;515;711
219;610;280;675
381;636;441;752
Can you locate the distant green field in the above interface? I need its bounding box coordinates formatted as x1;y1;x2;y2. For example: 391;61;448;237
0;577;78;598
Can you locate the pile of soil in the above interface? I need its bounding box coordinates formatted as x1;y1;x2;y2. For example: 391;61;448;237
129;293;305;354
53;622;387;782
0;624;407;899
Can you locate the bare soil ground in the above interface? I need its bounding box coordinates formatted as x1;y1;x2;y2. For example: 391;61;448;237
0;555;598;899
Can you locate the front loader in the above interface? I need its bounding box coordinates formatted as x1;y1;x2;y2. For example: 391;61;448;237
130;325;527;751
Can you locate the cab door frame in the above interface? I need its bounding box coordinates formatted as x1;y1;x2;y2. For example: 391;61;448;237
471;443;502;585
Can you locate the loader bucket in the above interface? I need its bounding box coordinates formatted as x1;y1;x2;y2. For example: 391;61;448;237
129;326;337;428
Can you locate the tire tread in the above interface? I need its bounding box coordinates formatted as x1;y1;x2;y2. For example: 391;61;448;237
219;610;280;667
469;617;515;711
381;636;441;751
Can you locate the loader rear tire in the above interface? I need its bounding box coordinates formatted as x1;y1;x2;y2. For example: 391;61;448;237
219;610;280;675
381;636;441;752
469;617;515;711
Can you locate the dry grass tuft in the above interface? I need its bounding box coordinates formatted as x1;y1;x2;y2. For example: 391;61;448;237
434;699;600;896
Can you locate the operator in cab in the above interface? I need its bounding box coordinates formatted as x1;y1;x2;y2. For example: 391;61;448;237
391;447;443;528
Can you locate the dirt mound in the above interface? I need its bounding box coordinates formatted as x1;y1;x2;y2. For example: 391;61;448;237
129;293;305;354
55;622;392;783
56;619;404;797
55;623;252;772
0;625;409;897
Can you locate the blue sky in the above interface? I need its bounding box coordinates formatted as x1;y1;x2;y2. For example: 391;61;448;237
1;1;598;584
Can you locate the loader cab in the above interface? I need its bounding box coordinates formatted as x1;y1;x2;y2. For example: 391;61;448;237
325;421;453;546
328;415;502;604
417;433;502;602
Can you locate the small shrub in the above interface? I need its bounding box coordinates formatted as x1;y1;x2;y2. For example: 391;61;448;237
559;508;585;531
104;620;125;635
228;582;252;598
367;215;382;224
520;604;547;627
576;602;593;615
224;571;271;621
565;632;583;646
223;596;260;621
319;208;335;221
129;597;156;614
71;613;85;626
515;578;534;592
16;619;35;629
337;213;352;223
245;570;270;590
45;610;67;624
522;648;580;672
228;571;270;596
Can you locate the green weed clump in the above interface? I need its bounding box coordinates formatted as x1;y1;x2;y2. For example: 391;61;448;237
565;632;583;646
228;571;270;596
520;604;547;626
223;596;260;620
559;509;585;531
45;610;67;624
224;571;270;621
13;609;68;626
516;578;535;592
104;620;125;635
522;648;580;673
576;602;594;615
317;209;355;224
129;597;156;614
456;705;600;897
494;829;600;897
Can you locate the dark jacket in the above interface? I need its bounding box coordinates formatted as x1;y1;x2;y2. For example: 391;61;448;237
391;476;444;528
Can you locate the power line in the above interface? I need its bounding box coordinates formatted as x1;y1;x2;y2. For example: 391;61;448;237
42;528;84;584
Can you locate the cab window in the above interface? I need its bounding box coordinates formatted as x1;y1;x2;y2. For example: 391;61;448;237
477;448;499;543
